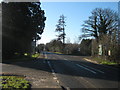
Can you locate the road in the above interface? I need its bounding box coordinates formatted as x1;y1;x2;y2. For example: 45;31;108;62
44;52;119;89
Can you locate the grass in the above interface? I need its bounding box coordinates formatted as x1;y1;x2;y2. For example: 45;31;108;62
100;61;117;65
91;57;118;65
31;53;40;58
3;53;40;63
54;52;63;54
0;76;31;89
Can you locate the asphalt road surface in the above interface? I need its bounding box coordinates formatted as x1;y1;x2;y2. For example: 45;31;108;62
43;52;119;89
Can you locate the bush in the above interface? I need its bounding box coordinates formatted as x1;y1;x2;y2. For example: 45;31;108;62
0;76;31;89
31;53;40;58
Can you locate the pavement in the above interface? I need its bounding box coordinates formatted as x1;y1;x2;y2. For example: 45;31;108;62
2;56;61;89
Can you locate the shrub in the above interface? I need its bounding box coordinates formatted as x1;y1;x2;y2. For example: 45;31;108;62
0;76;31;89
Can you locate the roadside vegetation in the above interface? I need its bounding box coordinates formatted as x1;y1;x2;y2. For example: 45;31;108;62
89;57;118;65
2;2;46;60
36;8;119;65
0;76;31;89
31;53;40;58
3;53;40;63
2;2;119;68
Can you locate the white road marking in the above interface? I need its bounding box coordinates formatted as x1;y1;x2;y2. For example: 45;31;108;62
84;58;118;70
46;56;60;84
53;77;57;80
81;64;104;74
52;72;55;75
56;80;59;83
47;60;53;72
45;54;47;59
64;58;71;62
64;58;68;60
64;57;104;74
66;87;71;90
51;69;55;73
76;64;97;74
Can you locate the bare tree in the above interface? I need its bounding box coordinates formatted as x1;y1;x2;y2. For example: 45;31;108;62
82;8;118;40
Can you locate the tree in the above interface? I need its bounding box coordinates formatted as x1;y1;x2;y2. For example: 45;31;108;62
0;3;1;60
82;8;118;40
118;1;120;44
37;44;45;52
2;2;46;59
79;39;92;56
64;43;79;55
55;15;66;45
81;8;119;63
45;39;63;52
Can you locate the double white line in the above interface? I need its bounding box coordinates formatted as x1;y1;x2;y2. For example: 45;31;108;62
64;58;104;74
80;63;104;74
76;64;97;74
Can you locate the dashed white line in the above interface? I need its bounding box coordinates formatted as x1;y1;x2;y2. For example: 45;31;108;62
47;60;53;71
45;55;60;85
64;58;71;62
76;64;97;74
52;72;55;75
51;69;55;73
64;58;68;60
53;77;57;80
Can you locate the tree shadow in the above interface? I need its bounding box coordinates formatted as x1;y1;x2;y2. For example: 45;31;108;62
2;55;119;82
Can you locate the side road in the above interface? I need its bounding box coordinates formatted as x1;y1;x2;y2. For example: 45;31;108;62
2;56;61;89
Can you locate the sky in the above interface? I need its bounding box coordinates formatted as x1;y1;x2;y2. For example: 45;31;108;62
37;2;118;44
0;0;119;44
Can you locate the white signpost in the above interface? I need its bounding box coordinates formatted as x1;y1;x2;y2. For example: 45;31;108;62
98;44;102;55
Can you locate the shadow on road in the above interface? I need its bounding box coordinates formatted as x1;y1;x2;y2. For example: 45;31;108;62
2;54;119;82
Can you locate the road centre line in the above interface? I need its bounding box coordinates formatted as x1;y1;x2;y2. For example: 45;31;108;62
64;58;71;62
47;59;60;84
76;64;97;74
80;63;104;74
47;60;57;76
64;58;69;60
47;60;53;72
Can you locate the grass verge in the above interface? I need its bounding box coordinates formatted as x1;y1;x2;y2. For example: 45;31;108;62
54;52;63;54
0;76;31;89
90;57;118;65
31;53;40;58
3;53;41;63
